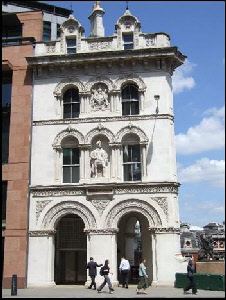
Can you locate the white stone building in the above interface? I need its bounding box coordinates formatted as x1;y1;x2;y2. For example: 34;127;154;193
26;2;188;287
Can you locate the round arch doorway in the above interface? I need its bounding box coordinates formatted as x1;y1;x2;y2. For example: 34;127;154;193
117;212;153;285
54;214;87;285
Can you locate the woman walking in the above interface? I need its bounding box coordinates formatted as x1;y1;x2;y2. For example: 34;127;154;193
97;259;115;294
136;258;149;294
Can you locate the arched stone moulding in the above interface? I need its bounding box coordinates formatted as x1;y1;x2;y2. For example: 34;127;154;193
52;127;85;149
104;198;166;229
113;73;146;92
85;124;115;144
116;123;148;144
53;77;85;97
84;75;114;93
38;200;97;230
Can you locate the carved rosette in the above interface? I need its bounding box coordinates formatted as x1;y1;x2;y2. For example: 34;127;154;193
91;200;110;216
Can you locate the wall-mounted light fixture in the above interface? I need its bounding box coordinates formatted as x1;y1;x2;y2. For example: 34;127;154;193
154;95;160;114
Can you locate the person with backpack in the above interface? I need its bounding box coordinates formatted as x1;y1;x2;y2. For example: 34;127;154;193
87;257;103;290
97;259;115;294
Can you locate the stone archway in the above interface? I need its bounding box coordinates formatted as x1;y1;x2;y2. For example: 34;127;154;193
54;214;87;285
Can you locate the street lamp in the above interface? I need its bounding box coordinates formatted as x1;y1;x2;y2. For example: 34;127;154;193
154;95;160;114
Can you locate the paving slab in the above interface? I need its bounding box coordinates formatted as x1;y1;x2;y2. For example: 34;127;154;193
2;285;225;298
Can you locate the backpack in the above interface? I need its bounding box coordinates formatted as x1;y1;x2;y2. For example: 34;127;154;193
99;266;104;276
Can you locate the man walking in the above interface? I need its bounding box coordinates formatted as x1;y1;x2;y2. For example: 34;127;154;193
119;256;130;288
87;257;103;290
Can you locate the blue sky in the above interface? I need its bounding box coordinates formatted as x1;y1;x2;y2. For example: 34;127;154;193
43;1;225;227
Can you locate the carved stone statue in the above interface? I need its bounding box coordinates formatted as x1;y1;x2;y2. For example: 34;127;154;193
91;84;109;111
90;140;108;178
198;234;214;261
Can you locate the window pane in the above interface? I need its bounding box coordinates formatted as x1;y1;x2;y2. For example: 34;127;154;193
67;48;77;54
63;166;71;183
67;39;76;47
72;104;79;118
124;164;132;181
2;181;7;228
57;24;61;38
130;85;139;99
132;145;140;162
63;148;71;165
122;102;131;115
122;86;130;100
2;83;12;107
63;89;72;103
43;21;51;41
131;101;139;115
132;163;141;181
72;89;79;102
72;166;79;183
124;43;133;50
72;148;79;164
123;34;133;43
63;104;71;119
123;145;129;162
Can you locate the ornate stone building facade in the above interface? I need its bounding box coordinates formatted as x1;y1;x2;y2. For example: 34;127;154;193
26;2;188;287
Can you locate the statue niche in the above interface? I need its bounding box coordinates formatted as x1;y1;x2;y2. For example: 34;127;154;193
90;83;109;111
90;140;108;178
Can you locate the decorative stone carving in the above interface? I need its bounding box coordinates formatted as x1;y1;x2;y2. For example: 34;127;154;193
29;230;56;237
149;227;180;234
115;185;178;194
91;84;109;111
114;73;146;91
91;200;110;216
85;125;115;144
88;41;111;51
31;188;85;197
36;200;52;222
46;45;56;53
146;37;156;47
42;201;97;229
84;228;118;235
151;197;168;220
105;199;162;228
53;77;85;97
33;114;174;126
84;75;114;93
90;140;108;178
116;124;148;144
52;128;85;149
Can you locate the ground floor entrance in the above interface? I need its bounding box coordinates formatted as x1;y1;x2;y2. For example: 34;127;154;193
54;214;87;285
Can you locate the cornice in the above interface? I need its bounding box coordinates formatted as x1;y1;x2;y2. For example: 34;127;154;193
149;227;181;234
30;182;180;197
33;114;174;126
26;47;186;67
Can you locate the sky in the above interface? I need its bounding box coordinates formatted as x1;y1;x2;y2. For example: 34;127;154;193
42;1;225;228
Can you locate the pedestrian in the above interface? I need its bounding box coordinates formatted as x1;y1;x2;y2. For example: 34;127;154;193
87;257;103;290
183;259;198;295
119;256;130;288
136;258;149;294
97;259;115;294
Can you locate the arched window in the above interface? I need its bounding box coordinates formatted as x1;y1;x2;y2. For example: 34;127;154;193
121;84;139;115
61;137;80;183
122;134;141;181
63;88;80;118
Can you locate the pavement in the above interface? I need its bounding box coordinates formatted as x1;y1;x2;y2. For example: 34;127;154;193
2;285;225;298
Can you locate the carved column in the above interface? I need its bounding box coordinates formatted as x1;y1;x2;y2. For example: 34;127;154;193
55;95;62;117
116;145;123;180
79;145;85;180
139;91;145;111
84;145;91;179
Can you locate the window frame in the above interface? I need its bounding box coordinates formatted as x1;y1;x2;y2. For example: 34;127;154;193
121;84;139;116
62;147;80;183
123;144;142;182
123;33;134;50
43;21;51;41
66;37;77;54
63;88;80;119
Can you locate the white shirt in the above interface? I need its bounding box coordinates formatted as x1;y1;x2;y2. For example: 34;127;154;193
119;259;130;271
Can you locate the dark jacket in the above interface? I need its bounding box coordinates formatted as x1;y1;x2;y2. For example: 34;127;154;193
187;264;195;277
102;264;110;276
87;261;103;276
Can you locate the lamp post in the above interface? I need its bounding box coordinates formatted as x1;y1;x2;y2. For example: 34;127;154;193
154;95;160;114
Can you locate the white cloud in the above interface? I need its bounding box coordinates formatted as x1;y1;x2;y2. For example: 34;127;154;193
175;106;225;154
172;59;196;94
178;158;225;187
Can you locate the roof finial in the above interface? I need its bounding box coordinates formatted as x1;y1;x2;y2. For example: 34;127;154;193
126;1;129;10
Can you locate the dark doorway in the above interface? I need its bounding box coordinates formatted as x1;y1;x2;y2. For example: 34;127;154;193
54;214;87;284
